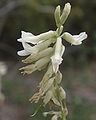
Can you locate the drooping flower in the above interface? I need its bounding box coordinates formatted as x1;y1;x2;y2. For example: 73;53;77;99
17;31;57;56
51;37;65;73
17;30;56;44
19;56;51;74
62;32;87;45
22;47;54;63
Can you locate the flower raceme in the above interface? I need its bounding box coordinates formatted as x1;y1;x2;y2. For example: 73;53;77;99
17;2;88;120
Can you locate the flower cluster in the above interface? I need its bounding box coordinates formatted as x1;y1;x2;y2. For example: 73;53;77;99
17;3;87;120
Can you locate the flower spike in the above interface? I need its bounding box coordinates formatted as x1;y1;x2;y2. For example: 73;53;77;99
17;2;88;120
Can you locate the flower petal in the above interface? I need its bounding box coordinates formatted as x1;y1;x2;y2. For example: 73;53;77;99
73;32;88;41
18;31;39;44
22;47;53;63
22;42;38;54
18;31;55;44
17;50;30;56
40;77;55;94
62;32;87;45
21;31;34;38
51;37;63;73
51;55;63;73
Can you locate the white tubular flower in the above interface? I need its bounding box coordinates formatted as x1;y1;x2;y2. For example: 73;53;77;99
17;31;36;44
17;42;36;56
51;37;65;73
18;30;56;44
62;32;88;45
17;30;56;56
19;56;50;74
60;3;71;25
22;47;54;63
17;31;39;56
17;37;56;56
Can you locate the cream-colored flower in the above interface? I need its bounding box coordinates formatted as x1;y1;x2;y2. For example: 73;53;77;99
17;31;35;43
62;32;88;45
17;30;56;56
51;37;65;73
40;76;55;95
18;30;56;44
19;56;50;74
43;85;60;106
22;47;54;63
43;70;63;106
17;37;56;56
17;31;37;56
39;63;53;83
30;76;55;103
17;42;35;56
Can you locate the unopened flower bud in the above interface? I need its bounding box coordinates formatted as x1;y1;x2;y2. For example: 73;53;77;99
59;87;66;100
54;5;61;27
60;3;71;25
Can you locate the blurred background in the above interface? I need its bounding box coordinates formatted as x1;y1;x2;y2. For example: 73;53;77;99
0;0;96;120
